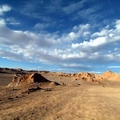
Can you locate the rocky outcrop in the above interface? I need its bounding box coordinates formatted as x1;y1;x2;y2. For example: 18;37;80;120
7;73;59;89
74;72;103;83
56;71;104;83
100;71;120;81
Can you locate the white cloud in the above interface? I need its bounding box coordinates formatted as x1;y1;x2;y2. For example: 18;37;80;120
62;63;91;70
77;5;101;18
72;36;106;49
63;0;87;14
114;48;120;53
115;20;120;30
0;49;24;61
0;19;54;47
59;24;90;42
0;5;11;15
0;18;5;25
34;23;50;30
6;17;20;25
1;7;120;73
72;20;120;51
108;66;120;69
91;29;108;38
69;2;103;22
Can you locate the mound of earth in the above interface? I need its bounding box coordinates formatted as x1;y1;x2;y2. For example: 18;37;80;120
7;73;59;89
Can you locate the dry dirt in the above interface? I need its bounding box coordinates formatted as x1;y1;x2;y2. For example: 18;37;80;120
0;69;120;120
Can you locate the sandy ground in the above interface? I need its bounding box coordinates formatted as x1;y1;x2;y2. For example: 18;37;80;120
0;72;120;120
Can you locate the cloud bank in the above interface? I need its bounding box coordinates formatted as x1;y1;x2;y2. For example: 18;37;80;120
1;16;120;72
0;1;120;73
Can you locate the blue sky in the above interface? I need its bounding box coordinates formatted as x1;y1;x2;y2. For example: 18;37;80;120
0;0;120;73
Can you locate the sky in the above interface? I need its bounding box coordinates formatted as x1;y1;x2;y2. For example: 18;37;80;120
0;0;120;73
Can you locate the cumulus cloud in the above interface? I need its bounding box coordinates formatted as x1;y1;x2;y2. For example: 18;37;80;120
0;49;24;61
1;4;120;73
0;5;11;15
115;20;120;30
58;24;90;43
72;20;120;53
0;19;54;47
1;19;120;66
0;18;5;25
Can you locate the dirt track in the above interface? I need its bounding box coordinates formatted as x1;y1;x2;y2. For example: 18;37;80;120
1;84;120;120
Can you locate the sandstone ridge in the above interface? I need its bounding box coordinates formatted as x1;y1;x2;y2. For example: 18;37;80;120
7;73;59;89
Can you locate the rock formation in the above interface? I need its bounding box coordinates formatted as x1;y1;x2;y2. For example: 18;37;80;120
7;73;59;89
74;72;103;83
101;70;120;81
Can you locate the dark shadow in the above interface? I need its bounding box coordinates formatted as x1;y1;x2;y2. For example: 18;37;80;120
33;73;51;82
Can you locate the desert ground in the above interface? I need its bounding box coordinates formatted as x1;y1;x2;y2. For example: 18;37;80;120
0;68;120;120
